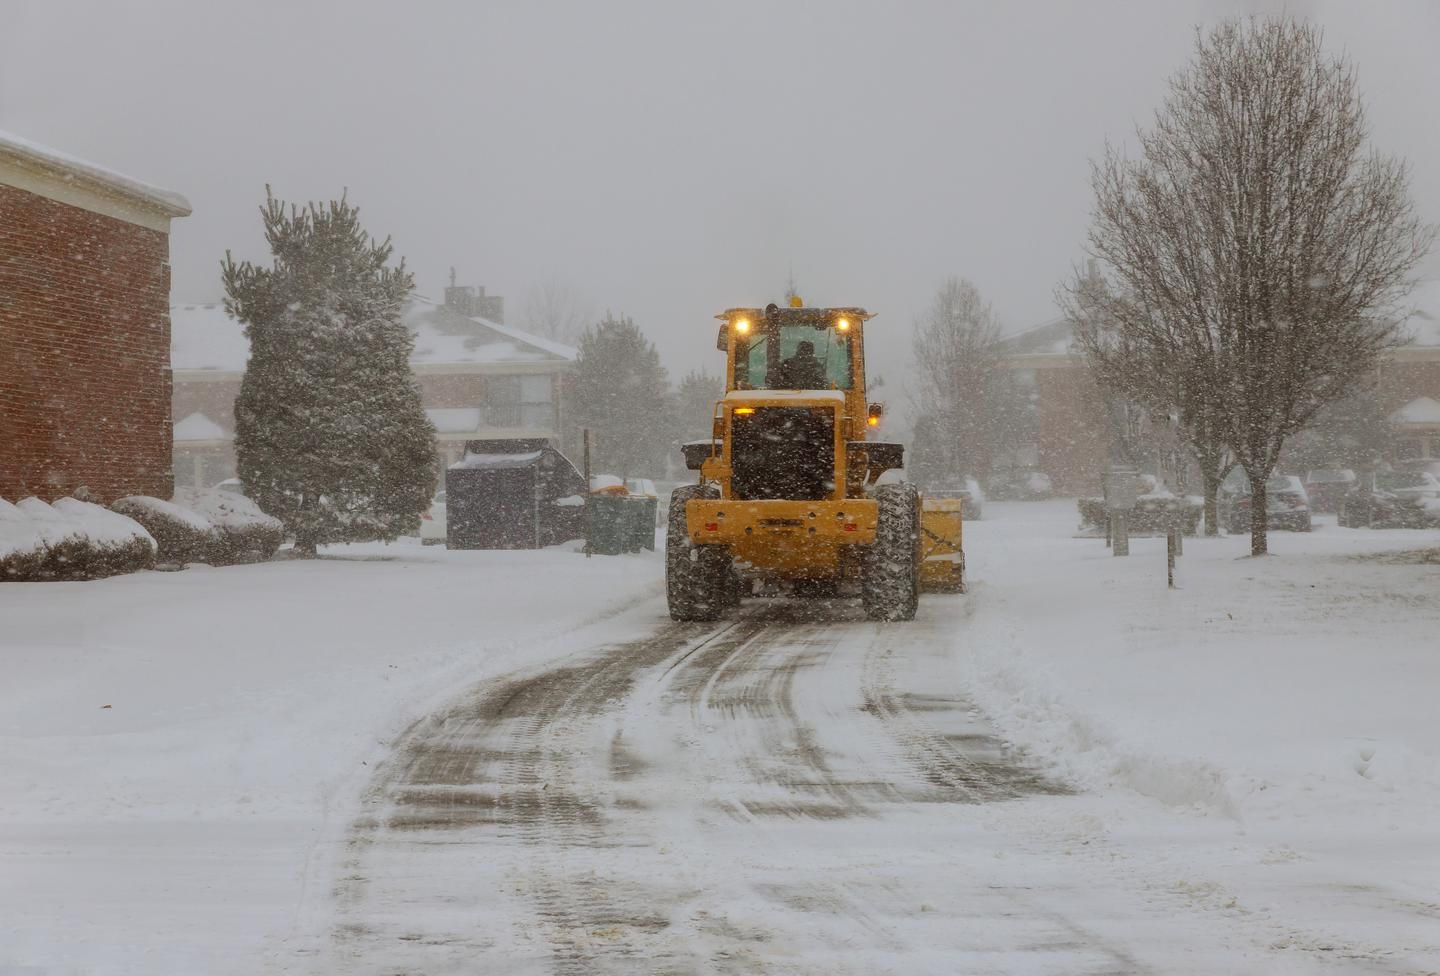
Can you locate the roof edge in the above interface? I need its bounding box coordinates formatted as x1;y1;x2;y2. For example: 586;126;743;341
0;129;192;219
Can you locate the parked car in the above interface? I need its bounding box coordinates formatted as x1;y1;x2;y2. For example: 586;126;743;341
925;478;985;520
1337;470;1440;528
420;491;447;544
1302;468;1356;513
1222;473;1312;533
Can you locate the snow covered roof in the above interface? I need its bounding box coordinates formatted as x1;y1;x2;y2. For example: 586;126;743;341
451;450;544;470
1000;282;1440;363
406;297;577;365
425;408;482;433
998;317;1075;358
171;296;577;372
173;411;227;441
1390;397;1440;426
0;128;191;218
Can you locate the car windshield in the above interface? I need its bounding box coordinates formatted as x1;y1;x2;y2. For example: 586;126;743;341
739;323;853;390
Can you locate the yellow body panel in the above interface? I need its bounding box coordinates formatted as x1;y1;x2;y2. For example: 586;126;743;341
688;498;877;577
919;497;966;592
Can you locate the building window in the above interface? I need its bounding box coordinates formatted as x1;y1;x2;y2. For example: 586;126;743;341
483;374;554;429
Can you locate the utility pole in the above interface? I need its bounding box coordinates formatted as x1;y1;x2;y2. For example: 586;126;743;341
582;429;592;558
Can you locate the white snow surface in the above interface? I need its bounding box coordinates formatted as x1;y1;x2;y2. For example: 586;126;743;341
114;495;215;534
170;296;576;372
2;497;155;557
0;127;192;216
171;487;281;532
172;410;227;441
1390;395;1440;425
2;505;1438;972
424;406;482;434
0;540;660;974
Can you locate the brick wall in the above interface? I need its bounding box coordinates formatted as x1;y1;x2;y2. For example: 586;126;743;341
1032;366;1110;496
0;183;174;503
1376;358;1440;415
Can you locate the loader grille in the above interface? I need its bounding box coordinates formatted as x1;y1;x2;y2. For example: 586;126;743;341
730;407;835;501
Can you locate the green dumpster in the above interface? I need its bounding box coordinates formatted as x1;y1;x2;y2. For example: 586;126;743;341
588;494;631;555
627;496;658;552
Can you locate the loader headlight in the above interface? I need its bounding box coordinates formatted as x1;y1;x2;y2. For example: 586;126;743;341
836;318;850;331
734;317;750;334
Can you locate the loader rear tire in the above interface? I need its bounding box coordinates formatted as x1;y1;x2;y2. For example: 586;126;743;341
667;484;732;622
863;482;920;621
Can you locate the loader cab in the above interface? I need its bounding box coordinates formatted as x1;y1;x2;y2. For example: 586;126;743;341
717;303;872;434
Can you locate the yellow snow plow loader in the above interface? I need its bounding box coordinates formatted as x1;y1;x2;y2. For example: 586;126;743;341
667;297;965;621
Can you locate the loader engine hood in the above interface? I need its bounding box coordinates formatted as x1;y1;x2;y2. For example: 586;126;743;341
725;391;846;502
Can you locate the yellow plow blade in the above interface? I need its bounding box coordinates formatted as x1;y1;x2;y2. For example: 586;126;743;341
919;497;966;593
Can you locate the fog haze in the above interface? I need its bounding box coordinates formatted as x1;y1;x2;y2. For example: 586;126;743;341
3;0;1436;395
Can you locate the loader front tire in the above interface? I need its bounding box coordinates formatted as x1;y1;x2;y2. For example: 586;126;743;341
863;482;921;621
667;484;731;622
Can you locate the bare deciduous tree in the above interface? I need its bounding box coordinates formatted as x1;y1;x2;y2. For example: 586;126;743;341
1067;271;1238;534
909;277;1021;487
1068;18;1433;555
522;271;592;343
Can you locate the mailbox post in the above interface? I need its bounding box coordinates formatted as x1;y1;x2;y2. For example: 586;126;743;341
1102;465;1139;556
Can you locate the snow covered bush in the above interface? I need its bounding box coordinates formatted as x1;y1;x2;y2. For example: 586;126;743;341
0;496;156;581
112;496;218;564
173;488;284;564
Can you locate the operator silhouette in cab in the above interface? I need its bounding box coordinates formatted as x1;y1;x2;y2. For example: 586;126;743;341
772;340;827;389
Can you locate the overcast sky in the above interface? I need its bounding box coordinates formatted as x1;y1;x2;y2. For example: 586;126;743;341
2;0;1437;394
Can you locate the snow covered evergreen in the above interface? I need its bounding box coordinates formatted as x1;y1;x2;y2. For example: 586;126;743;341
572;314;672;479
223;190;437;555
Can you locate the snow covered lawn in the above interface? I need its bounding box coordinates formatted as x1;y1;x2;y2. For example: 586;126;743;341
964;501;1440;961
0;540;661;974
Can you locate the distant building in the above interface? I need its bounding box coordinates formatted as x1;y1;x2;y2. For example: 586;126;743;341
995;318;1111;496
170;286;576;490
0;130;191;503
996;283;1440;493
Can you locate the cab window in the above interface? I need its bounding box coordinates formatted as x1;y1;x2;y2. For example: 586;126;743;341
738;324;853;390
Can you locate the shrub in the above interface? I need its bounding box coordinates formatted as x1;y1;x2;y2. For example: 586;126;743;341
112;496;218;564
173;488;284;564
1;497;156;581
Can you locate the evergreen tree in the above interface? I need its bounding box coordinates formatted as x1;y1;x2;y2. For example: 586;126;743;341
571;314;671;479
222;189;437;555
675;368;723;444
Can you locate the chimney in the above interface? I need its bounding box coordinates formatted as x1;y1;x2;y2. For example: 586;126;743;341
443;282;505;323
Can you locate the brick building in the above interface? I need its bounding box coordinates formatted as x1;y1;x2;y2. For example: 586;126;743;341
998;284;1440;495
1;131;191;503
995;318;1112;496
171;286;576;489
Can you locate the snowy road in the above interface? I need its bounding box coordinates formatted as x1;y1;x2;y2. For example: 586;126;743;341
6;510;1438;974
300;587;1421;975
